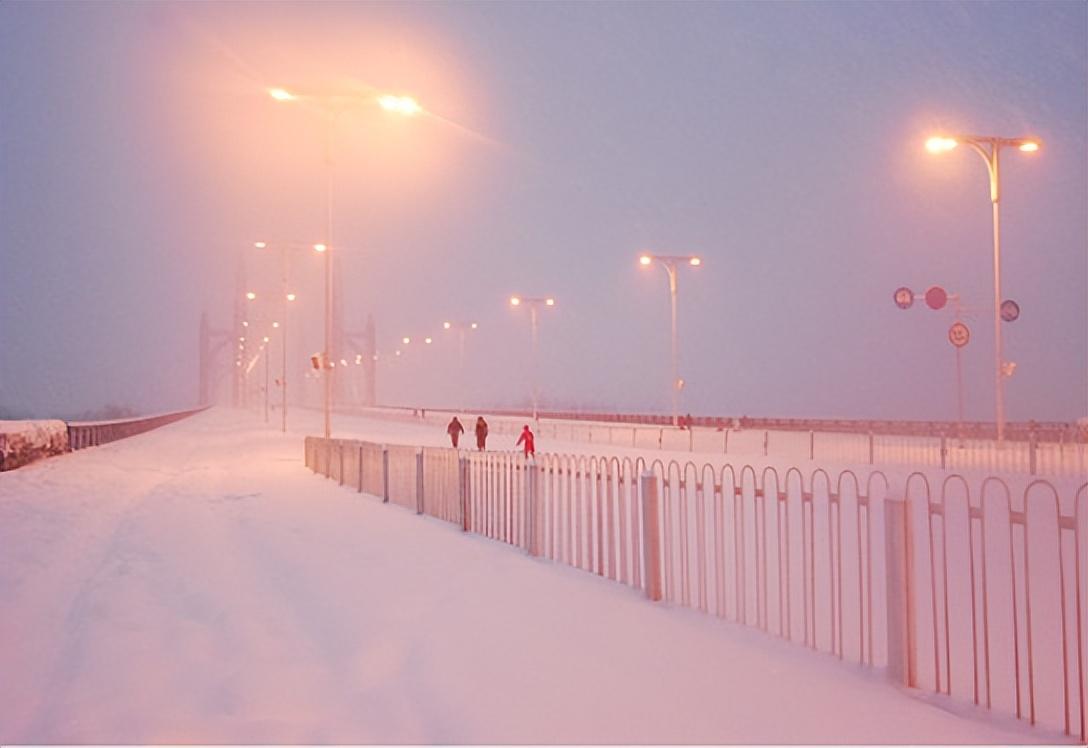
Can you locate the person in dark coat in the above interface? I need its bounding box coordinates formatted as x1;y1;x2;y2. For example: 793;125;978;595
516;424;535;457
447;417;465;448
474;417;489;451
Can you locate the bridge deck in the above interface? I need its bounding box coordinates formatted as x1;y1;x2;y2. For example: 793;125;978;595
0;407;1057;743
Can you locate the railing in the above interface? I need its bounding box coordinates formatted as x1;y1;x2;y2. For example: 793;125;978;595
67;406;209;450
341;406;1087;477
369;404;1084;443
305;434;1087;741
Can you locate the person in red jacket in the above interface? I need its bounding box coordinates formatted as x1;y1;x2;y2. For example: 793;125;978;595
516;424;535;457
447;416;465;448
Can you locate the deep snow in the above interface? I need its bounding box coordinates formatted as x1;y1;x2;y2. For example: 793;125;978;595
0;406;1068;743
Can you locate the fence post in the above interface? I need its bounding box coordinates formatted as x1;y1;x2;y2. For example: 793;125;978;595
1029;431;1037;475
528;462;542;556
338;442;345;486
416;450;425;515
459;456;470;532
884;488;916;688
724;428;729;455
325;441;332;478
868;431;875;466
358;445;364;493
763;430;769;457
689;427;694;452
940;435;948;470
382;447;390;503
809;430;815;461
640;470;663;601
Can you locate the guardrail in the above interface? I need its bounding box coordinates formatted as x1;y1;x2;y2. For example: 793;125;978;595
370;404;1085;444
340;406;1087;477
305;434;1087;741
67;406;209;451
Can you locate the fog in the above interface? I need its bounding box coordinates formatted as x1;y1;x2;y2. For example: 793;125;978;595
1;1;1084;422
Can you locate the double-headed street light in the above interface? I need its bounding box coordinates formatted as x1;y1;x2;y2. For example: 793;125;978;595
269;86;422;438
639;253;702;426
925;133;1040;443
509;296;555;421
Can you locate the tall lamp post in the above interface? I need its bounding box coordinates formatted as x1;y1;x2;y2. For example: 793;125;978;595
509;296;555;421
253;241;304;433
269;87;422;438
638;252;702;426
925;133;1040;444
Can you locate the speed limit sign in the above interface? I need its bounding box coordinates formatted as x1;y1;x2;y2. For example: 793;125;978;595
948;321;970;348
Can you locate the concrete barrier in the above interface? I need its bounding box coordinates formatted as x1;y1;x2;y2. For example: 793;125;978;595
0;420;69;471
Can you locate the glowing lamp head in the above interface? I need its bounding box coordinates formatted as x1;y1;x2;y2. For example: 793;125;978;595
378;95;422;116
286;293;296;302
269;88;296;102
689;257;702;267
443;321;452;330
402;336;410;344
263;336;270;343
242;321;249;327
470;322;478;329
313;243;327;253
545;298;555;306
510;296;521;306
1018;141;1040;152
639;255;653;267
272;322;279;328
254;241;267;249
395;350;402;356
246;292;256;300
926;136;958;154
425;337;433;344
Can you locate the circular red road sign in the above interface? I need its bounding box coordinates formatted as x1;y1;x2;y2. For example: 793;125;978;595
925;285;948;311
893;287;914;310
948;321;970;348
1001;299;1021;322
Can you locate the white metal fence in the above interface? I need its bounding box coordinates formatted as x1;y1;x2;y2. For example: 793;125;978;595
304;435;1087;741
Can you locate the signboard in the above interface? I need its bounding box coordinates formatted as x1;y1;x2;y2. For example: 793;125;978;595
948;321;970;348
1001;299;1021;322
893;287;914;310
925;285;948;311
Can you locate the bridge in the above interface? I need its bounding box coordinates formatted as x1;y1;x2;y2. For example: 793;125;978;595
1;406;1082;744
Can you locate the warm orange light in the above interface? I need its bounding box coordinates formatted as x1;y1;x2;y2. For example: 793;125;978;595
239;336;245;342
639;255;653;266
395;350;402;356
246;291;257;300
313;243;327;253
470;322;478;329
926;136;958;154
443;321;452;329
272;322;279;328
403;336;411;344
286;293;297;302
1019;141;1039;152
689;257;702;267
269;88;296;102
510;296;521;306
378;95;422;116
254;241;267;249
545;298;555;306
425;337;433;344
242;321;248;327
263;336;270;343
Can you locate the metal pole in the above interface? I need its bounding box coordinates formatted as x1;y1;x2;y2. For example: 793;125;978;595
323;113;334;440
953;297;964;445
668;264;679;427
264;346;270;423
282;248;289;433
990;148;1005;444
530;304;539;421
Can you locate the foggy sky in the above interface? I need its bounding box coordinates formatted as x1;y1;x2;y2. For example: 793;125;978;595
1;1;1085;422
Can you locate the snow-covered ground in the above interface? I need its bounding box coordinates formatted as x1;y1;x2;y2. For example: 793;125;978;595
0;406;1069;743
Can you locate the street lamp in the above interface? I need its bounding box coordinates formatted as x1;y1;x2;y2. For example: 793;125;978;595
925;133;1040;443
638;252;702;426
509;296;556;421
269;86;422;438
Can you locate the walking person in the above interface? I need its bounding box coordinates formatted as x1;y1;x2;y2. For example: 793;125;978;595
447;416;465;448
474;416;489;451
516;423;535;458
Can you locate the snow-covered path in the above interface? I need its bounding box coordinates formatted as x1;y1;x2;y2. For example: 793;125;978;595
0;408;1062;743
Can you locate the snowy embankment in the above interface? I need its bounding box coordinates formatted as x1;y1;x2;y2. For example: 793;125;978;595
0;407;1065;743
0;419;67;470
